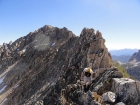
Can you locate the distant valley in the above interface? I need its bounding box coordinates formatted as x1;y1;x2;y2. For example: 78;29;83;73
111;55;131;63
110;49;140;81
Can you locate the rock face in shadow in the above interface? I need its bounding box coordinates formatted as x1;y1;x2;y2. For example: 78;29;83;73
0;25;112;105
127;65;140;81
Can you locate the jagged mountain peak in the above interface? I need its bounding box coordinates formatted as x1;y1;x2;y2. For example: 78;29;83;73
0;25;140;105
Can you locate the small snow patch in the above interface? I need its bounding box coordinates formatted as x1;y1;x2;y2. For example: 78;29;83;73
0;76;5;84
14;84;19;88
51;82;56;86
0;85;7;93
51;43;55;46
133;64;138;67
0;98;7;105
22;49;26;53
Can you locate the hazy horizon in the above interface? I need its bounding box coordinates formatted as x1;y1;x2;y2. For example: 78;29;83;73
0;0;140;50
108;48;139;51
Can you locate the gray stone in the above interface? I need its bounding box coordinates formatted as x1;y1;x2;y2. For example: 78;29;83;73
111;78;140;104
116;102;125;105
9;41;13;45
101;91;116;103
91;100;101;105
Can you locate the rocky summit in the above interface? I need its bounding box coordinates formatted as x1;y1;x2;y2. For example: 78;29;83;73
0;25;140;105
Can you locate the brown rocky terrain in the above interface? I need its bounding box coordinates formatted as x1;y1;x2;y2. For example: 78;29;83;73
0;25;140;105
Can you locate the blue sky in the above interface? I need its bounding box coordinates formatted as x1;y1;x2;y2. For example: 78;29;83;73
0;0;140;50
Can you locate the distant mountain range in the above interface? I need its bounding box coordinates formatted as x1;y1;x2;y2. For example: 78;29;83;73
111;55;131;63
109;49;139;56
109;49;139;63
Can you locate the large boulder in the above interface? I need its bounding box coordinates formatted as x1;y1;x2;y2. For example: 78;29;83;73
111;78;140;105
101;91;116;103
116;102;125;105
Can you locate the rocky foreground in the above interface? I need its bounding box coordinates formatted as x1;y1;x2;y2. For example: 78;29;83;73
0;25;140;105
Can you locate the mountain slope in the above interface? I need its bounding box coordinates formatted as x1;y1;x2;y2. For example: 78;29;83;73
0;25;140;105
0;25;112;105
124;50;140;81
129;50;140;63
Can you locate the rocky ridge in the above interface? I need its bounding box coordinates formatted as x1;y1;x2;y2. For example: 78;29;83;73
0;25;139;105
129;50;140;63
